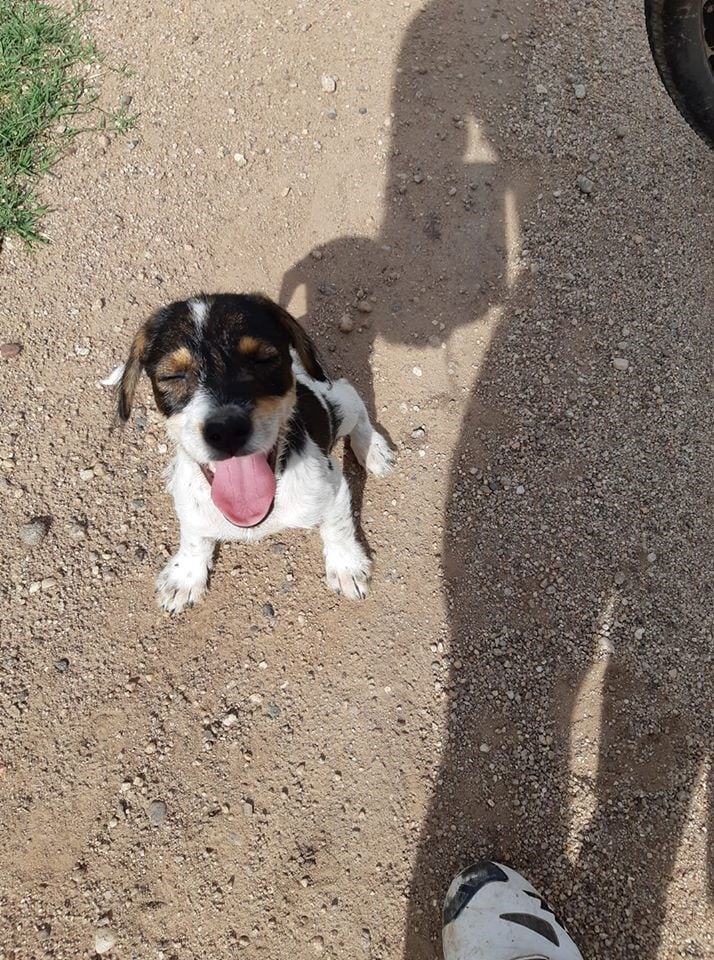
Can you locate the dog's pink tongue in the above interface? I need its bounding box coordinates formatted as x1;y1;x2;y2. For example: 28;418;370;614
211;454;276;527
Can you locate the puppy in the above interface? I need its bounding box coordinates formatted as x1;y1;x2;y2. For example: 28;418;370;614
105;293;394;613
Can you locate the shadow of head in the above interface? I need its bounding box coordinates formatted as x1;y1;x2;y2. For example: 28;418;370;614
280;0;533;410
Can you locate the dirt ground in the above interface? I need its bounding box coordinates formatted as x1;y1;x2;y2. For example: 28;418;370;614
1;0;712;958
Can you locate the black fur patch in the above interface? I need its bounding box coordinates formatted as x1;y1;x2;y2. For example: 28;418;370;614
280;382;335;470
323;396;340;442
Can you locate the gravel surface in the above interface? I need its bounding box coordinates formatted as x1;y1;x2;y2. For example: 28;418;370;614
0;0;712;958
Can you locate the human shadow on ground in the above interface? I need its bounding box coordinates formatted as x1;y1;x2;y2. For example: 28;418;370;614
279;0;528;419
281;0;713;957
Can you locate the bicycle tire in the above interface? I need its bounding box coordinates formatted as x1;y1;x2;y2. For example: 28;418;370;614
645;0;714;147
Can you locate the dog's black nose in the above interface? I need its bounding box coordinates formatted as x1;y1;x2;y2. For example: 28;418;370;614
203;407;252;456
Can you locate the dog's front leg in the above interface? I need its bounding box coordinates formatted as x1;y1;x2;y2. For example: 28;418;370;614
156;528;215;615
320;465;372;600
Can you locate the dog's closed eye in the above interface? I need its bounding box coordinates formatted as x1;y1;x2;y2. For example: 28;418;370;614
238;335;280;366
252;349;279;365
158;373;188;383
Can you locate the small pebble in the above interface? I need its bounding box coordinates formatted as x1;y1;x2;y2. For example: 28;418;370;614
356;300;373;314
612;357;629;371
573;83;586;99
55;658;69;673
320;74;337;93
338;314;354;333
79;468;95;481
412;366;422;377
634;627;645;640
94;928;117;955
222;710;239;728
233;153;247;167
20;520;48;547
411;427;426;439
577;175;593;195
242;799;254;817
500;32;510;41
0;342;22;359
148;800;167;826
599;636;615;655
262;602;275;618
310;936;325;953
266;703;281;719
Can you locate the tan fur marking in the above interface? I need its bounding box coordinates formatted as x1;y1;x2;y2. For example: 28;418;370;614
157;346;198;377
254;385;296;416
118;324;151;420
253;384;296;427
131;327;149;358
238;335;262;354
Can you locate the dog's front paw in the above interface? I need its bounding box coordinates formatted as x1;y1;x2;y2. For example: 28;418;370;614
156;555;208;615
365;431;396;477
325;545;372;600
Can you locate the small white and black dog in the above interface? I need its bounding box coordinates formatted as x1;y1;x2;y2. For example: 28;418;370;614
105;293;394;614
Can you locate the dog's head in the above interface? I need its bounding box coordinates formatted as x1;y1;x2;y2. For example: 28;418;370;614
110;293;325;524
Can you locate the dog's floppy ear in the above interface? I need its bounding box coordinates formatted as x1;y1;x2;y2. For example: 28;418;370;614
256;295;328;382
116;321;152;421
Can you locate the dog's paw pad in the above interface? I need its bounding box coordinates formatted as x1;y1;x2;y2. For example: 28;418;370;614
156;559;207;615
365;432;395;477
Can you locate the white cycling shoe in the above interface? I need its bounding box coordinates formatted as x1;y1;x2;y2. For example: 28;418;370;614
442;861;584;960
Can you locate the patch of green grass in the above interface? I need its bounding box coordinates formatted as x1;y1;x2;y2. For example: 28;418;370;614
0;0;129;248
108;106;139;136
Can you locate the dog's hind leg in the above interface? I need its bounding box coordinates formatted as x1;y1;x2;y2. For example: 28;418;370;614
328;379;395;476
